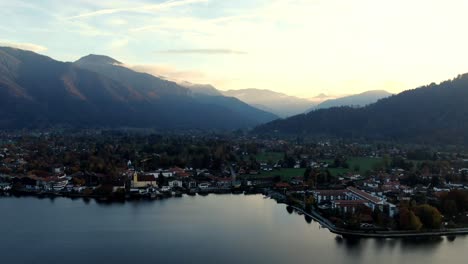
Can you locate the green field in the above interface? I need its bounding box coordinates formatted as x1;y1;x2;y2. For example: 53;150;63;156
242;168;306;181
241;156;384;179
255;152;283;163
324;157;384;177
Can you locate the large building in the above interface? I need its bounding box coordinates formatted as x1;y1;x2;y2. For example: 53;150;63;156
313;187;397;217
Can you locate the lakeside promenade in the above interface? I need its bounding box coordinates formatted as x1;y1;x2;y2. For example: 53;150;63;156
291;205;468;238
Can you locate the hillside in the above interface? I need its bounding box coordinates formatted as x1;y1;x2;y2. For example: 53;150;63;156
0;47;277;130
254;75;468;144
74;54;278;125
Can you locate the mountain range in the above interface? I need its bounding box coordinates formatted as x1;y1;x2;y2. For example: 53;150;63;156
310;90;392;111
0;47;277;130
131;68;391;117
222;88;315;117
254;74;468;144
3;45;468;143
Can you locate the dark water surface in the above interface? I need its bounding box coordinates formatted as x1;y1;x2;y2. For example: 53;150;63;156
0;194;466;264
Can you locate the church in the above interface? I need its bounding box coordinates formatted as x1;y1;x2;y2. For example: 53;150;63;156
131;172;157;188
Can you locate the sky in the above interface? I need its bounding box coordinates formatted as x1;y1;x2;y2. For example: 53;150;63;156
2;0;468;98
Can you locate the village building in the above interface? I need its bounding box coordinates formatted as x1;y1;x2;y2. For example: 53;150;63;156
313;189;347;203
168;180;183;188
132;173;157;188
314;187;397;217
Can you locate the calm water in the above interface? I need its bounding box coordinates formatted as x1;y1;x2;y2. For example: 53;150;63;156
0;194;466;264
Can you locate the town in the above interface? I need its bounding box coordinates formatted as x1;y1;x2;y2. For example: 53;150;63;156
1;129;468;236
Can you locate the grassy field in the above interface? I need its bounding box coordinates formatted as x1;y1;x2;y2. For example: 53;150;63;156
324;157;384;177
242;168;306;181
241;156;383;179
255;152;283;163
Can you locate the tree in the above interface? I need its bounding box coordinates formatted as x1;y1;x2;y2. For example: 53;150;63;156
443;200;458;217
399;207;422;230
304;195;315;212
303;167;312;181
431;176;440;187
414;204;442;229
440;190;468;213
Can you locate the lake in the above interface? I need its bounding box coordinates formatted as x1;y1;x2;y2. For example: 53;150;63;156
0;194;466;264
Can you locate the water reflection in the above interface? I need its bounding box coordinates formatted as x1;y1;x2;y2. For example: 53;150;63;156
83;197;91;204
0;195;466;264
399;236;444;252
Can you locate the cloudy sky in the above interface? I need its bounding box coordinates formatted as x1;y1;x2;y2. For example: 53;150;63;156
2;0;468;98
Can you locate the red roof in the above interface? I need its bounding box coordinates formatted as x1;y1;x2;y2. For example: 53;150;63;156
177;172;191;177
169;167;185;173
275;182;291;188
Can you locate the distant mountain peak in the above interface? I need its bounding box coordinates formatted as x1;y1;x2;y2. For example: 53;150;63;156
75;54;122;65
311;90;392;111
178;81;223;96
359;90;391;95
223;88;314;117
314;93;329;98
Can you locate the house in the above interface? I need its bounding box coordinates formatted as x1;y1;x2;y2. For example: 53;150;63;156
169;167;190;177
168;180;183;188
132;173;157;188
0;182;11;191
215;177;232;187
184;180;197;189
275;182;291;190
147;170;173;178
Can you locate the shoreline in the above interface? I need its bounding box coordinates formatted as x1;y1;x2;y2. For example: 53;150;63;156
3;189;468;238
290;205;468;238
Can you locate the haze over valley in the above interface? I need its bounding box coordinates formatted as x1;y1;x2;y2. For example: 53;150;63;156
2;1;468;264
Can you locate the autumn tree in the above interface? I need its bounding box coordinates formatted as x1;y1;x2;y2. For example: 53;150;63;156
399;207;422;230
414;204;442;229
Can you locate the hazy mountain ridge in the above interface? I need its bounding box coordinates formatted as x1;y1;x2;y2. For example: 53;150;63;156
310;90;392;110
0;47;277;129
177;81;223;96
254;75;468;144
223;88;315;117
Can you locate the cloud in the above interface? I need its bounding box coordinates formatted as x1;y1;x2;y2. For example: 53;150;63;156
107;18;128;26
131;64;206;81
110;38;130;49
0;40;47;52
157;49;247;55
67;0;209;19
130;63;235;91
